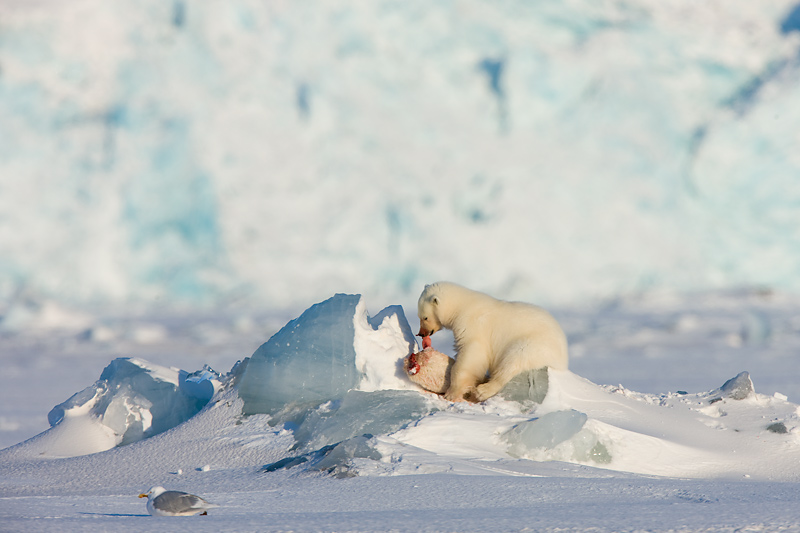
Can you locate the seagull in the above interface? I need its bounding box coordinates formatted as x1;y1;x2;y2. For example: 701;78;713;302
138;486;219;516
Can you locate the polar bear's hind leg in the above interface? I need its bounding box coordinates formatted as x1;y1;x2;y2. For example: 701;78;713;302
473;364;519;402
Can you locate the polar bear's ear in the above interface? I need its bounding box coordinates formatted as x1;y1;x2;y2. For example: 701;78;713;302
431;296;439;306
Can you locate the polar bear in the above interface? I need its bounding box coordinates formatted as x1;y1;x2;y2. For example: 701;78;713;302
417;282;568;402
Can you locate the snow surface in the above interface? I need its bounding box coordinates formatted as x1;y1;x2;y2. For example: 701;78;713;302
2;291;800;531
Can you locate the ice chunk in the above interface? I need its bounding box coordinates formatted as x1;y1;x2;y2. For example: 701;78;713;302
311;435;383;477
720;371;754;400
47;357;210;452
506;410;611;465
101;384;153;446
237;294;363;415
288;390;434;451
235;295;432;452
237;294;420;415
569;428;612;464
179;366;222;401
499;368;550;404
262;435;382;478
507;410;588;450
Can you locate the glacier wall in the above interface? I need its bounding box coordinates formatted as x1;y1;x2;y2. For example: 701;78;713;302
1;0;800;311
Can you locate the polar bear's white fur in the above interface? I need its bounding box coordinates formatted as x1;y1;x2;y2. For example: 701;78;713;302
417;282;568;402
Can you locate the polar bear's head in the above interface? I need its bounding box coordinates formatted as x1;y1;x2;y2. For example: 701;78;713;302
417;283;444;337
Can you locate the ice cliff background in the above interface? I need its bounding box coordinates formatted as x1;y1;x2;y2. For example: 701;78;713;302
1;0;800;313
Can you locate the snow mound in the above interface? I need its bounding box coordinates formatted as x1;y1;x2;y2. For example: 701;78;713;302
33;358;218;457
9;293;800;481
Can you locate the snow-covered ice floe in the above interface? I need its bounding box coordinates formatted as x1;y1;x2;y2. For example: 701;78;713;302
20;358;222;457
4;294;800;481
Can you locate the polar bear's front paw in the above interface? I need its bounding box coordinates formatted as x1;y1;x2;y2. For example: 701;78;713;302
474;382;500;402
443;389;462;402
444;386;472;402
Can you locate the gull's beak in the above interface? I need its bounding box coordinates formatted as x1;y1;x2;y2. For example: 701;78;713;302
138;493;148;498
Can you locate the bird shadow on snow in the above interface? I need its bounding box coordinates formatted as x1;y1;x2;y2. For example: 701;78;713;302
78;512;150;517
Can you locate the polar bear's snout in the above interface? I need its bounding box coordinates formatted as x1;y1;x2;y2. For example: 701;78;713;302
417;321;440;337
